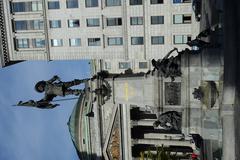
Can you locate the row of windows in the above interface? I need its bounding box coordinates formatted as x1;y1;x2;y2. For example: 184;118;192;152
16;38;45;48
15;35;190;49
51;35;188;47
14;20;44;31
48;16;164;28
105;61;148;70
11;0;191;13
50;37;164;46
49;0;190;8
13;15;190;31
49;15;190;28
117;61;148;69
48;15;189;28
11;2;42;13
50;35;189;47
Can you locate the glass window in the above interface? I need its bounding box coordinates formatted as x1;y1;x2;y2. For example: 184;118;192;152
48;1;60;9
14;20;43;31
130;0;142;5
14;21;28;30
12;2;42;12
107;18;122;26
86;18;100;27
173;15;182;24
68;19;80;28
32;39;45;48
130;17;143;25
108;37;123;46
49;20;61;28
51;39;63;47
131;37;144;45
66;0;79;8
151;36;164;45
69;38;81;46
32;2;43;11
119;62;131;69
17;39;29;48
85;0;98;7
106;0;121;6
151;16;164;24
31;20;44;30
173;14;191;24
88;38;101;46
105;62;111;69
150;0;163;4
173;0;191;3
12;2;26;12
139;62;148;69
173;35;191;44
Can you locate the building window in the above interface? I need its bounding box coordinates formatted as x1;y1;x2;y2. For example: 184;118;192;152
48;1;60;9
151;36;164;45
32;39;45;48
151;16;164;24
68;19;80;28
119;62;131;69
31;20;44;30
106;0;121;6
173;14;191;24
85;0;98;7
108;37;123;46
88;38;101;46
17;39;29;48
105;62;111;70
173;35;191;44
66;0;79;8
12;2;42;13
12;2;26;12
130;0;142;5
69;38;81;46
49;20;61;28
107;18;122;26
86;18;100;27
14;20;43;31
130;17;143;25
150;0;163;4
14;21;27;30
131;37;144;45
139;62;148;69
32;2;43;11
173;0;191;3
51;39;63;47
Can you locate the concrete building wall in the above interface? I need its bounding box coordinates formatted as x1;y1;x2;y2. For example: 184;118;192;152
3;0;199;61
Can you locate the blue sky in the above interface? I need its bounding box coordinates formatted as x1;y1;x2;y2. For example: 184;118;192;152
0;60;90;160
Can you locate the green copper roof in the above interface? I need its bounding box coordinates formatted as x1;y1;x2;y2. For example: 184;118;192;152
67;94;84;156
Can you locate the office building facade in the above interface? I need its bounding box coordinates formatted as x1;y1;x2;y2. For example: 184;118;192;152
1;0;199;67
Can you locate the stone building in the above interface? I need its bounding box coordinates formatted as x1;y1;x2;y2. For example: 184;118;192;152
1;0;199;67
68;49;223;159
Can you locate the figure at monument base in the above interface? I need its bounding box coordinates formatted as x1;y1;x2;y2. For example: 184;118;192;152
153;111;182;131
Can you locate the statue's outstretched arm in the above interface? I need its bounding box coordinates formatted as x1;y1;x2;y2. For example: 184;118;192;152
162;48;178;60
47;75;60;83
16;100;37;107
36;99;59;109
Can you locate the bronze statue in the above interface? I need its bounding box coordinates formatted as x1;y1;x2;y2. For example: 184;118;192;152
153;111;182;131
16;75;89;109
152;48;182;81
16;100;59;109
